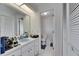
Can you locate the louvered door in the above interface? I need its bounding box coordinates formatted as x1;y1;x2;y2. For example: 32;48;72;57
69;3;79;55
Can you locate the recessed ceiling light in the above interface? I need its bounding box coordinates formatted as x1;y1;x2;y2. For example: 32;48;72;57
40;9;54;16
41;11;49;16
43;12;48;15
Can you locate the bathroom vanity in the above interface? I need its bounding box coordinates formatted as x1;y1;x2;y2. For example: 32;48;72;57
0;4;41;56
0;38;40;56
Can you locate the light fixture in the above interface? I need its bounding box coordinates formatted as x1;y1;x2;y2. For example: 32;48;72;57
20;4;33;13
43;12;48;15
15;3;34;14
41;11;49;16
15;3;23;6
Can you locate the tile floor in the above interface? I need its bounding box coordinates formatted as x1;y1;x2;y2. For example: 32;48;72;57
39;38;54;56
39;46;54;56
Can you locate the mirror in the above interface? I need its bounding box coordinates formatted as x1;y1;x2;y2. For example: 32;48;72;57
18;15;31;36
0;15;15;37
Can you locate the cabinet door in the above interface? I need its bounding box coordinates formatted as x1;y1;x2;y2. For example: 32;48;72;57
22;41;34;56
27;42;34;56
34;38;39;55
22;44;30;56
7;49;21;56
27;46;34;56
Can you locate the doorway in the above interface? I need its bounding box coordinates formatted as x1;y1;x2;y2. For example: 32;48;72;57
40;13;55;56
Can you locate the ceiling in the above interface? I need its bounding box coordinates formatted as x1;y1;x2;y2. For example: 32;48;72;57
25;3;58;17
26;3;56;13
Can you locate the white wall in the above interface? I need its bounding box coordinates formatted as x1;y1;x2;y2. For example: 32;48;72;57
30;13;41;35
53;3;63;56
41;16;54;34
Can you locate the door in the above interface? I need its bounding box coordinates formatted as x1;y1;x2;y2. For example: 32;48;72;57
22;42;34;56
41;16;55;45
41;15;55;55
66;3;79;56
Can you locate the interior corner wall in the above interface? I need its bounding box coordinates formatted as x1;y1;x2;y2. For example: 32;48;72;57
63;4;68;56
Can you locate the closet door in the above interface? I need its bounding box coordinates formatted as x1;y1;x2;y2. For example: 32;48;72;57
69;3;79;56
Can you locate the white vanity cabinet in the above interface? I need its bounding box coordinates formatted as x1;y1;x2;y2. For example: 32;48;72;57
1;38;40;56
21;41;35;56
